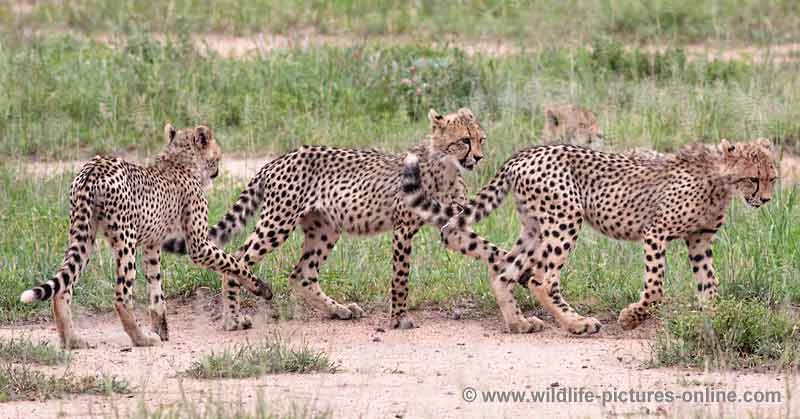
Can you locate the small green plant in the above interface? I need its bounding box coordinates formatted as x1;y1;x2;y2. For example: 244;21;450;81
183;335;337;379
131;391;331;419
0;337;71;366
0;362;129;402
651;298;800;369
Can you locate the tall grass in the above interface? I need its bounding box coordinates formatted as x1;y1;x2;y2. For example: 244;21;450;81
2;34;800;160
1;32;800;368
3;0;800;45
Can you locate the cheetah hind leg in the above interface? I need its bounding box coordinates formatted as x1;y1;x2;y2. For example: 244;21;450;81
490;270;544;334
221;276;253;331
53;292;92;349
290;218;364;321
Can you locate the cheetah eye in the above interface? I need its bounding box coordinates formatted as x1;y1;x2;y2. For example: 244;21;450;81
748;177;759;183
768;177;777;183
460;137;471;145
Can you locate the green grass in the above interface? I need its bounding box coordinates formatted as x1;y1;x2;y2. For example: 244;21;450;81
2;34;799;161
1;28;800;370
131;392;329;419
0;362;129;402
3;0;800;45
183;335;337;379
652;298;799;369
0;337;71;366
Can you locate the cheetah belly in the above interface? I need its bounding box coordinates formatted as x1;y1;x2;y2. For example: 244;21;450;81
130;183;184;244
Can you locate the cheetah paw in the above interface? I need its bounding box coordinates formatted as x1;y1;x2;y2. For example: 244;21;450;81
566;316;602;336
64;336;92;350
134;331;162;347
618;306;646;331
150;312;169;341
331;303;363;320
508;316;545;334
390;315;416;330
345;303;365;319
224;314;253;331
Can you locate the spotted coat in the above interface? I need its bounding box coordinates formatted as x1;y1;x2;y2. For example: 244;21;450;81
20;124;271;349
163;108;486;330
402;139;777;334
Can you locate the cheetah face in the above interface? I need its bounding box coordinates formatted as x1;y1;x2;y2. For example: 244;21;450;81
721;138;778;208
542;105;604;150
428;107;486;171
165;123;221;183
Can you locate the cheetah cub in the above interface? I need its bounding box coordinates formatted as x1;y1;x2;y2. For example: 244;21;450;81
20;124;272;349
402;138;777;334
162;108;486;330
541;105;604;150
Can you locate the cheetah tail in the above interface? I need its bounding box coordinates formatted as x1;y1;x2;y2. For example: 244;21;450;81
162;165;268;255
401;153;512;228
21;170;97;303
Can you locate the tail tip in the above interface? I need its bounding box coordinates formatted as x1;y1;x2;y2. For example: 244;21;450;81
20;290;37;304
404;153;419;167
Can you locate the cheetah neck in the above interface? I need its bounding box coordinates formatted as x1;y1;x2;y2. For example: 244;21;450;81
150;150;205;181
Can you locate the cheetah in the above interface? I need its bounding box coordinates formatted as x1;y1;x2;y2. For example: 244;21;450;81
541;105;604;150
19;124;272;349
401;138;777;334
161;108;486;330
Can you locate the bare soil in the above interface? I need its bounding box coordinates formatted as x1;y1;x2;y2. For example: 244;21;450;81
21;156;274;182
0;302;795;419
19;151;800;184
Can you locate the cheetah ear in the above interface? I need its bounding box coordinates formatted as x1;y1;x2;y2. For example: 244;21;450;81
545;109;559;127
195;125;211;148
428;108;445;131
164;123;176;143
457;107;475;121
719;139;736;155
754;137;775;154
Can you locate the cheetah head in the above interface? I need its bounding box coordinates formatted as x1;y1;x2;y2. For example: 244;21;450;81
164;123;222;184
719;138;778;208
428;107;486;171
541;105;604;150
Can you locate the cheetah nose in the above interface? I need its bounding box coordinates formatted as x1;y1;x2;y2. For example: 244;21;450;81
762;197;771;203
474;155;483;163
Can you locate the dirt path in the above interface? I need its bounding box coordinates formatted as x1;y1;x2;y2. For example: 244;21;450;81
0;303;795;419
21;156;274;182
11;21;800;62
18;152;800;184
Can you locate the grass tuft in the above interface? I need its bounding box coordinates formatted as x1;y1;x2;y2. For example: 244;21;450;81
651;298;800;369
132;391;330;419
0;362;129;402
183;335;337;379
0;337;71;366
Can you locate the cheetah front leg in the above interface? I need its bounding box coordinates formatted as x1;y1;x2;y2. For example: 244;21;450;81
143;245;168;341
289;213;364;320
389;225;418;329
619;234;667;330
686;232;719;305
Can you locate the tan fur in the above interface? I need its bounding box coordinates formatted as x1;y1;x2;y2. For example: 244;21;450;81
20;124;272;349
541;105;604;150
162;108;486;330
402;139;777;334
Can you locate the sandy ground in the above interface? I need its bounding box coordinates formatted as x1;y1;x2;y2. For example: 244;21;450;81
0;303;795;419
21;156;274;182
18;151;800;184
35;30;800;62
